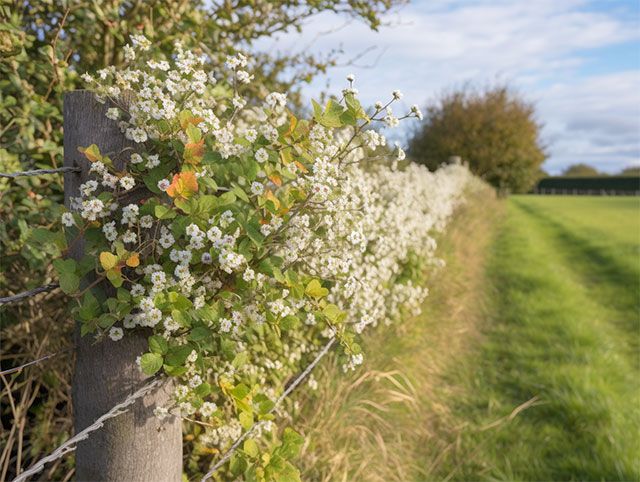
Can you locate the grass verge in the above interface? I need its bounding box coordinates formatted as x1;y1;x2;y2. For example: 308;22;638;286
295;194;639;482
294;183;501;481
429;195;640;481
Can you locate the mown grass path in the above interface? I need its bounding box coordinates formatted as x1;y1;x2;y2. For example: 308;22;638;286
437;196;640;481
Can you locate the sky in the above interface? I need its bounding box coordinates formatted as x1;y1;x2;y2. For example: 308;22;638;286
256;0;640;174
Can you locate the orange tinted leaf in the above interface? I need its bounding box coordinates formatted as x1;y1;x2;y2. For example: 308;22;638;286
200;447;219;455
126;253;140;267
184;139;205;165
268;174;282;187
263;190;280;209
294;161;308;173
179;110;204;130
284;111;297;136
78;144;102;162
166;171;199;201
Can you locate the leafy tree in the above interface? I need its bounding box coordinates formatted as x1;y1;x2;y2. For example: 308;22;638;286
0;0;403;291
619;166;640;176
562;163;600;177
408;84;547;194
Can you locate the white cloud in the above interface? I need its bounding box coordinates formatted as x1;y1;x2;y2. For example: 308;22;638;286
255;0;640;173
537;71;640;173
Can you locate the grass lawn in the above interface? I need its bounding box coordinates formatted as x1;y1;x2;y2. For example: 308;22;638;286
296;193;640;481
433;195;640;481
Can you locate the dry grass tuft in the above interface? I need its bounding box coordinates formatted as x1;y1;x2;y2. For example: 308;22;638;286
0;290;75;481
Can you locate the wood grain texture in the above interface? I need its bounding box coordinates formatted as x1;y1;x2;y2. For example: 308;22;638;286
64;90;182;482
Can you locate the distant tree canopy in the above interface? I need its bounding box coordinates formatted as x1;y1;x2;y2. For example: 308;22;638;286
562;163;600;177
408;84;547;194
619;166;640;176
1;0;403;168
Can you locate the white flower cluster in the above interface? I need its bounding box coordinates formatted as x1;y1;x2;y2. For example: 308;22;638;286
69;35;473;455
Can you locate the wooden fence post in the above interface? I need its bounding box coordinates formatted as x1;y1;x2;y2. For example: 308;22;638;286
64;90;182;482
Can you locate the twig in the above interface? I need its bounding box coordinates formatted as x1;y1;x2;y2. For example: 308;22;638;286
0;284;59;306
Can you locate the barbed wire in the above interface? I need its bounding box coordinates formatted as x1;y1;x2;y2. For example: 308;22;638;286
0;167;80;179
200;337;336;482
3;321;335;480
12;377;163;482
0;283;59;306
0;349;70;377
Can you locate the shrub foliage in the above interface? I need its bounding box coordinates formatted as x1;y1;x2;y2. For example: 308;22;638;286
408;84;547;194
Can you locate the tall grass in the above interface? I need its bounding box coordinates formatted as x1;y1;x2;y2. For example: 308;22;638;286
293;194;640;482
427;195;640;480
293;184;500;481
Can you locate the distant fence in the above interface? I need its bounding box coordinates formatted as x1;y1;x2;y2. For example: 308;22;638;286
533;176;640;196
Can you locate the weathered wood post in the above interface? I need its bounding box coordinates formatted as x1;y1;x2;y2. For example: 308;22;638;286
64;90;182;482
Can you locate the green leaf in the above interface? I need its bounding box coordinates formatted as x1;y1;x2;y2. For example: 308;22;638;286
97;312;117;329
149;335;169;355
311;99;323;119
193;195;218;216
117;288;131;302
305;279;328;299
174;198;191;214
140;352;163;375
345;93;369;121
314;99;345;128
272;268;286;283
258;399;275;415
154;204;176;220
239;411;253;430
52;258;79;294
168;291;193;310
244;439;259;458
188;326;211;342
165;344;193;367
78;291;101;321
31;227;64;252
280;315;299;331
232;184;250;203
280;428;304;459
99;252;118;270
218;191;237;206
340;109;357;126
232;351;249;369
143;161;176;194
229;452;247;476
243;218;264;247
164;365;188;377
185;123;202;143
323;303;345;323
106;268;123;288
194;382;212;397
231;383;251;400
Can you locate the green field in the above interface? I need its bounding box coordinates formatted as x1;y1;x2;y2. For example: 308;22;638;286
296;193;640;481
435;195;640;480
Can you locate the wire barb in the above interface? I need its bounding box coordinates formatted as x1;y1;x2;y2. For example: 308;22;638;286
0;167;80;179
0;283;59;306
11;377;163;482
200;337;336;481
